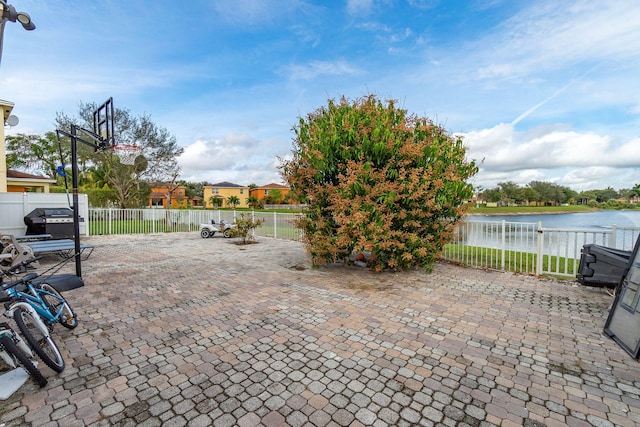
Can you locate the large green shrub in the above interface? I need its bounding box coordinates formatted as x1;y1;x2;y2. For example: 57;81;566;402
280;94;478;272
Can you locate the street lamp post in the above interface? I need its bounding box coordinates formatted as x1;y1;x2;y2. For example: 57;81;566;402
0;0;35;67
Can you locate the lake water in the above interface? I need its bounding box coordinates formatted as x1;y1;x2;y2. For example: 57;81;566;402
467;210;640;230
460;210;640;256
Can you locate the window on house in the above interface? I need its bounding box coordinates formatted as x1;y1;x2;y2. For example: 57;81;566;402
213;189;219;194
240;189;244;194
265;190;269;195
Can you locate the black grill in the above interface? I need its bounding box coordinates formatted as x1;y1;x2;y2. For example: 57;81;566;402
24;208;77;239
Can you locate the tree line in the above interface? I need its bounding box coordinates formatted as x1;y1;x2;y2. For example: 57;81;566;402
208;186;289;210
6;102;184;208
5;101;297;210
479;181;640;207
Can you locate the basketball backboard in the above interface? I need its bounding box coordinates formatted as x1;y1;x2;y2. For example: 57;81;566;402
93;97;115;149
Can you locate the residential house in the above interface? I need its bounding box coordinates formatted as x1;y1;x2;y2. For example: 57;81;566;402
0;100;58;194
149;182;190;208
617;196;640;204
203;182;249;208
6;169;56;193
0;99;15;192
250;183;290;204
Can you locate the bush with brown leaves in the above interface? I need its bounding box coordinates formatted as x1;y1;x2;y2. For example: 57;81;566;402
280;95;477;272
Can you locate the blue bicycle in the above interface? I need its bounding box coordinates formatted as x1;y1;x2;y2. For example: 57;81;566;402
2;258;78;373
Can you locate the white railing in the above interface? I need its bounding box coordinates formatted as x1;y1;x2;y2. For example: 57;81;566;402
87;208;302;240
89;208;236;235
536;225;639;277
442;220;640;277
86;209;640;278
443;220;540;274
248;211;304;241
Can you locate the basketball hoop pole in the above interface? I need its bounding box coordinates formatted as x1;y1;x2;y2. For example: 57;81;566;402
56;97;114;279
56;124;108;278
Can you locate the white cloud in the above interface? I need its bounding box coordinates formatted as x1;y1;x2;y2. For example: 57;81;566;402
211;0;304;25
470;2;640;81
285;59;362;80
463;123;640;189
179;133;260;171
177;132;287;186
347;0;374;16
408;0;439;10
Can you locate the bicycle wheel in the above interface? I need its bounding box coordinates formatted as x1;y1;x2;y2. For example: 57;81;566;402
38;284;78;329
0;334;48;387
13;307;65;373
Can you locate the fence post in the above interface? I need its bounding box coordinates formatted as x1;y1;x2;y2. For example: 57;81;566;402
501;220;506;271
22;192;29;218
251;210;256;239
609;225;617;248
274;211;278;239
536;221;543;275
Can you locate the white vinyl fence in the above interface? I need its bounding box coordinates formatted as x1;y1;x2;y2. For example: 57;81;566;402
0;192;89;236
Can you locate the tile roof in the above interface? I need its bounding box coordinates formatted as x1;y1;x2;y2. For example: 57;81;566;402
257;183;289;189
209;181;246;188
7;169;53;180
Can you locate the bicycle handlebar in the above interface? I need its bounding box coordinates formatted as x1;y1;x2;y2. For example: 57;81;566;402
6;256;43;275
1;273;39;290
1;256;42;289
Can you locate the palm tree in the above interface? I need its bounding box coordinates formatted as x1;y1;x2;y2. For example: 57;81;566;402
227;195;240;209
631;183;640;203
246;195;259;209
209;196;223;209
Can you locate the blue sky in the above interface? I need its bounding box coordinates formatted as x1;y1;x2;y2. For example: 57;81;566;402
2;0;639;192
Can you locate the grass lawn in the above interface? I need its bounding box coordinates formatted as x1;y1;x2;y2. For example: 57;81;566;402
90;219;193;235
441;243;579;278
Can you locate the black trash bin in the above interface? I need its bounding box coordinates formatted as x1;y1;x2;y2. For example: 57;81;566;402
24;208;77;239
576;244;632;289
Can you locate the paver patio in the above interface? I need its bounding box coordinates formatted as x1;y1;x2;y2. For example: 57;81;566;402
1;232;639;426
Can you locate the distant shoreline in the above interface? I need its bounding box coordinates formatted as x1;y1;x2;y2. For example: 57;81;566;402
467;207;601;216
468;207;640;216
468;211;576;216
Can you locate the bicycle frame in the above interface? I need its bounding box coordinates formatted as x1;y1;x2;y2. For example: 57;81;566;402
4;282;63;326
4;301;50;334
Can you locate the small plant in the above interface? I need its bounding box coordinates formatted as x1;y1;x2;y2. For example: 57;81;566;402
230;213;264;244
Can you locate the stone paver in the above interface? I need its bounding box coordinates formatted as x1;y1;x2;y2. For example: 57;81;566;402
2;232;640;426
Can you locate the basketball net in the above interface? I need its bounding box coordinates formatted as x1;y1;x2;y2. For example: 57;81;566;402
109;144;141;165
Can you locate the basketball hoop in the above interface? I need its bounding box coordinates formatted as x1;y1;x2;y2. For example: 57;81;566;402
109;144;142;165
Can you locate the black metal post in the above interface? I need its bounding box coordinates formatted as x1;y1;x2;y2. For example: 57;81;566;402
71;125;82;278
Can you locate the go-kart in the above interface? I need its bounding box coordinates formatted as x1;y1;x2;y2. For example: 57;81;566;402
200;219;236;238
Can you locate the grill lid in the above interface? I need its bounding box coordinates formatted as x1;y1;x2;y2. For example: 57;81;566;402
24;208;74;218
